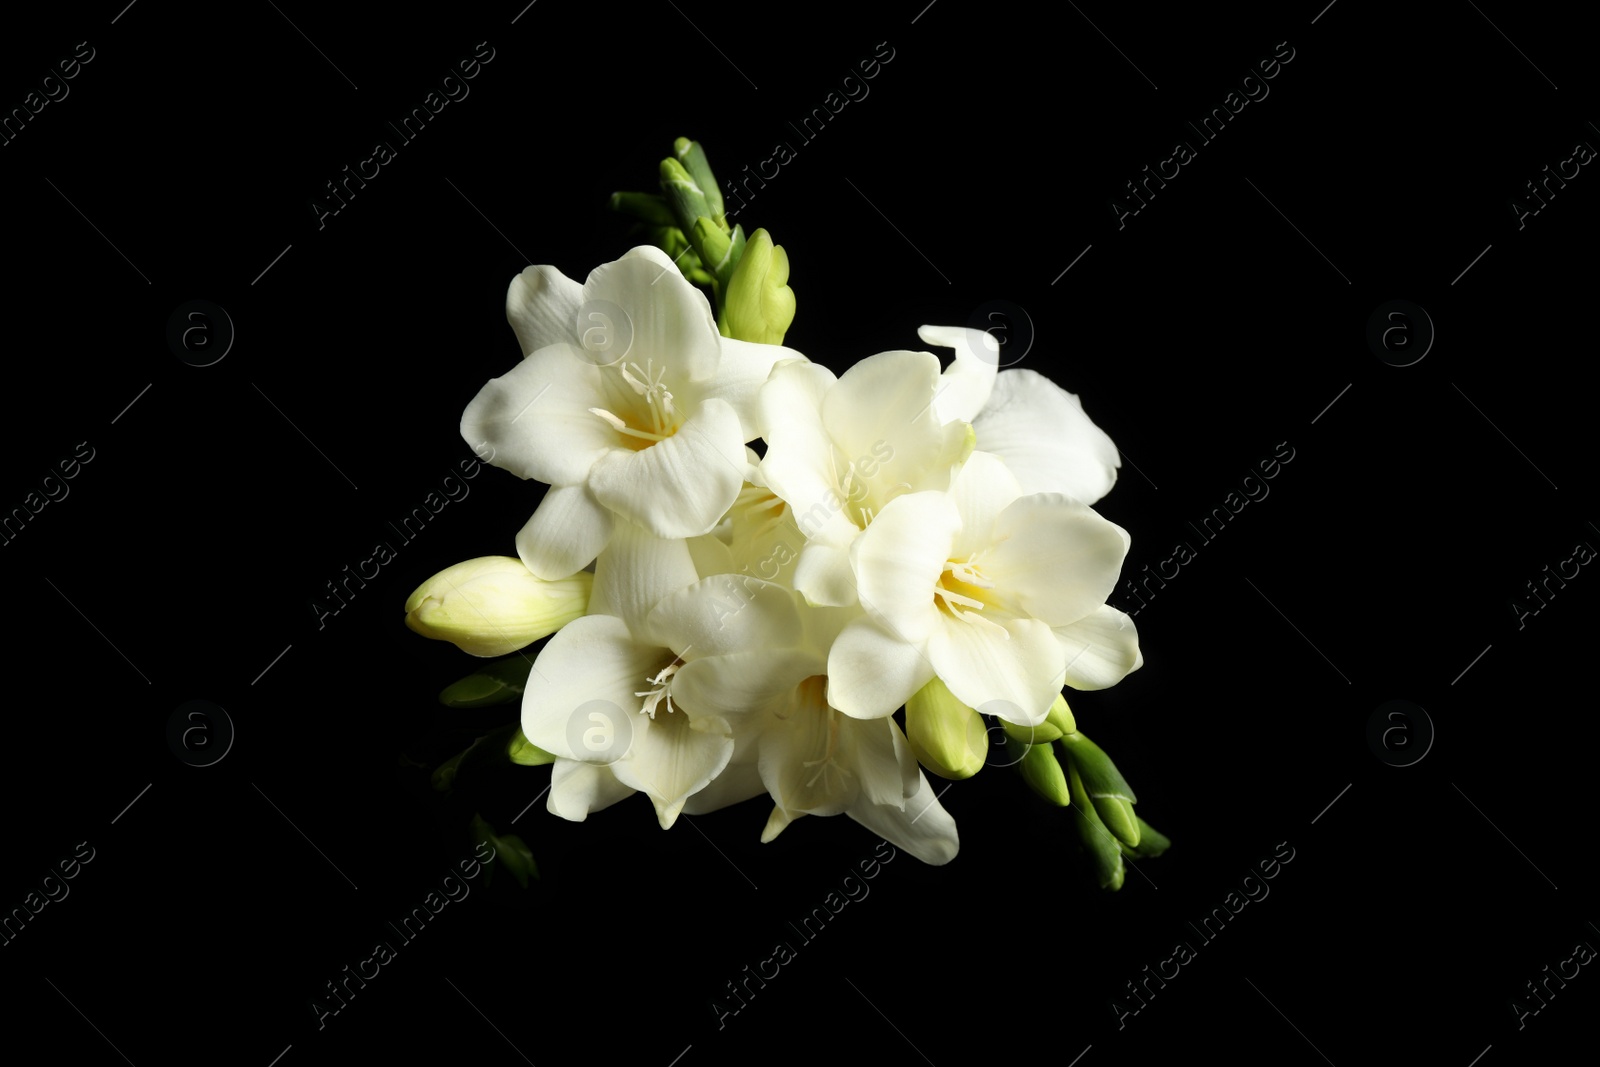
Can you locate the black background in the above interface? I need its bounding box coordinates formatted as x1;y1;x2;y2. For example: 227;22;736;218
2;2;1596;1064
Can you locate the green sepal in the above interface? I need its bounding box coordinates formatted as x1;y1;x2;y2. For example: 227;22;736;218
1119;817;1171;859
1056;731;1137;803
470;813;539;887
673;138;725;221
659;158;710;234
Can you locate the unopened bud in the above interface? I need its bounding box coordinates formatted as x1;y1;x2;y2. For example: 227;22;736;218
405;557;591;657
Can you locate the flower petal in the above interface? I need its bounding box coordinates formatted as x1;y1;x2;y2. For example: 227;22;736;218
609;709;735;829
645;575;802;659
920;324;998;424
582;245;722;383
928;615;1064;726
547;757;635;822
673;648;821;719
984;493;1129;627
946;450;1022;560
521;614;663;759
971;368;1121;504
850;491;957;645
826;614;936;720
1054;604;1143;690
699;338;808;441
681;757;766;815
461;343;617;486
588;397;746;539
507;264;584;357
589;518;700;637
516;484;615;580
847;771;960;865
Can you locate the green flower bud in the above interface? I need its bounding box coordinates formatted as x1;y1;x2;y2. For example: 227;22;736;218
508;727;556;767
405;557;591;657
659;157;710;233
673;138;725;221
470;814;538;888
1046;692;1077;736
719;228;795;345
905;677;987;779
1018;742;1071;807
1120;816;1171;859
439;655;537;708
1057;730;1140;847
608;191;676;226
1065;758;1125;891
692;216;735;279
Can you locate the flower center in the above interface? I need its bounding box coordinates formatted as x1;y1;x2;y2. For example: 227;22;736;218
935;554;1009;636
634;657;683;718
589;358;684;449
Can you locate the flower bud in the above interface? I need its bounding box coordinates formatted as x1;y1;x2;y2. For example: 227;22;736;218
906;677;987;779
1046;692;1077;736
405;557;591;657
1065;757;1125;891
470;814;539;888
1057;730;1140;847
659;157;710;233
508;727;556;767
720;228;795;345
1018;742;1071;806
673;137;725;220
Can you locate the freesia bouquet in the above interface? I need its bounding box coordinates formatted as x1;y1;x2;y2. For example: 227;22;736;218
404;139;1168;888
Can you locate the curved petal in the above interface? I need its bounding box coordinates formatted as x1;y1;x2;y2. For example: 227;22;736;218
681;757;766;815
547;757;635;822
793;539;858;608
928;615;1064;726
699;338;808;441
826;614;937;720
582;245;722;383
588;397;746;539
609;708;735;829
849;491;956;644
1054;604;1143;690
673;648;821;720
946;451;1022;560
920;324;998;424
984;494;1129;627
847;771;960;865
460;343;617;486
759;698;859;820
516;483;614;580
507;264;584;358
521;614;664;760
971;369;1121;504
842;716;920;810
646;576;802;659
589;518;700;636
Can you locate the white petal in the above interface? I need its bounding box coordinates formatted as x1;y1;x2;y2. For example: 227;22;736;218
521;614;663;759
946;451;1022;560
849;491;956;645
547;757;635;822
582;246;722;383
516;484;614;580
984;494;1129;627
793;539;858;608
646;576;802;659
821;350;969;513
920;324;998;424
673;648;821;719
847;772;960;865
589;519;700;637
826;614;936;720
588;397;746;539
609;709;735;829
928;615;1065;726
1054;604;1143;690
759;700;858;819
460;343;617;486
507;264;584;357
756;360;854;536
842;716;919;810
698;338;808;441
681;758;766;815
971;369;1121;504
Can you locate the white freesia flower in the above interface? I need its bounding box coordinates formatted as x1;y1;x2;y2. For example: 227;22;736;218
461;246;805;580
522;521;813;828
757;346;973;607
828;451;1141;725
